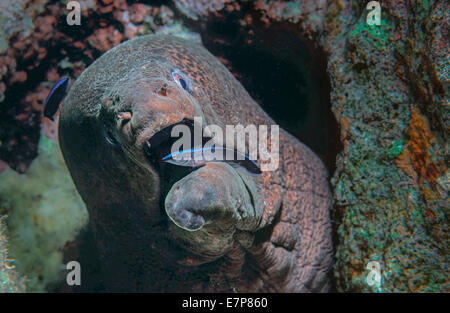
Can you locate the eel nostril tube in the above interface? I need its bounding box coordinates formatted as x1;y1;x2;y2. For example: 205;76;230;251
158;85;168;97
118;111;132;126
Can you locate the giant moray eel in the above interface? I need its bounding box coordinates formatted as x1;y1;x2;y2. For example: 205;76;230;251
59;35;333;292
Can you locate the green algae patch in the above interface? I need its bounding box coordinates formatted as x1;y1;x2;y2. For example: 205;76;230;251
0;133;88;292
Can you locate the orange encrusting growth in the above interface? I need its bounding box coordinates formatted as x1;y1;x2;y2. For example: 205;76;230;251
395;108;444;221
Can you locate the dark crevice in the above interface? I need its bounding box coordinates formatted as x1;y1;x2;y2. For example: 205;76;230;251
0;44;70;172
128;0;171;6
183;5;341;175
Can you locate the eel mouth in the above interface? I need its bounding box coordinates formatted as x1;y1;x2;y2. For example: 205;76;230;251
142;119;202;219
142;118;196;170
141;119;221;265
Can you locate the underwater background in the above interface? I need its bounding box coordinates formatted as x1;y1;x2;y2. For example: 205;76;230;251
0;0;448;292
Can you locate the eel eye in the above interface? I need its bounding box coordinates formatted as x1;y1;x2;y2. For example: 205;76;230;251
103;126;120;148
171;69;193;94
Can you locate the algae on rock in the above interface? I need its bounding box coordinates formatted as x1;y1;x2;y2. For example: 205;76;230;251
0;133;88;292
0;215;25;292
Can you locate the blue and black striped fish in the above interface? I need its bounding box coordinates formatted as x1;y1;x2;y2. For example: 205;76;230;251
162;146;261;174
44;78;69;121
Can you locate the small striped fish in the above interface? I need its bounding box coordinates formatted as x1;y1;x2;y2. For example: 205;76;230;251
162;147;261;174
44;78;69;121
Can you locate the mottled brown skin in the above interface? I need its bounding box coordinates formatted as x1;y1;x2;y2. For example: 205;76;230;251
59;35;333;292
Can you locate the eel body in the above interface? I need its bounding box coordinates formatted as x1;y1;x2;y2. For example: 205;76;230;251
59;35;333;292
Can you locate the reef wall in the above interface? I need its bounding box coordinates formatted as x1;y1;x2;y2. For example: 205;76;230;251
325;0;448;292
0;0;448;292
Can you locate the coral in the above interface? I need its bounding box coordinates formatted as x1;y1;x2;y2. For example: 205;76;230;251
0;0;52;173
174;0;235;20
254;0;327;38
395;108;446;226
396;109;440;184
0;215;25;292
87;26;124;52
